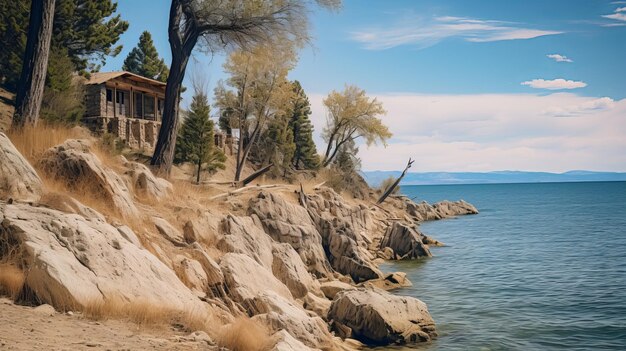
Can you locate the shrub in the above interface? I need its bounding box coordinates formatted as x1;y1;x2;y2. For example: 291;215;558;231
217;317;271;351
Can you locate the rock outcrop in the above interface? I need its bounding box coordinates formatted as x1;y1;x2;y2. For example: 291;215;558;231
403;198;478;221
248;192;333;278
0;132;43;202
380;222;432;259
250;291;334;350
328;288;437;345
0;202;203;312
217;215;274;270
37;140;139;218
123;161;172;201
271;243;322;299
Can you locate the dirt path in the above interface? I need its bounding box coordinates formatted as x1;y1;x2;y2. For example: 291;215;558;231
0;298;216;350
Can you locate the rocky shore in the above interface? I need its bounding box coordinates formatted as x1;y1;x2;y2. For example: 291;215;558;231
0;132;478;350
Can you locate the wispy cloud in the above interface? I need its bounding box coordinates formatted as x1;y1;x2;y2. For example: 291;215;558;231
547;54;573;63
351;16;563;50
545;97;615;117
602;6;626;24
521;79;587;90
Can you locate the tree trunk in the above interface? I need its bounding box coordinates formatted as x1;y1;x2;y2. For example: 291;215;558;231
12;0;55;128
377;158;414;205
196;158;201;184
150;0;198;176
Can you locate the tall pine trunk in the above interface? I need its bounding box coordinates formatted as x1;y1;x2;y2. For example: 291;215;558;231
12;0;55;128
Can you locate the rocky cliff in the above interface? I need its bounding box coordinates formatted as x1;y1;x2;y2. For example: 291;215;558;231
0;132;477;350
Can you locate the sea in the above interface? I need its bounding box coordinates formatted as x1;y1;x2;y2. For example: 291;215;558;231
378;181;626;350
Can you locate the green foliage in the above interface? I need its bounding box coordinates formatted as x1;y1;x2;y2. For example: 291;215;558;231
122;31;169;82
289;81;319;170
40;46;85;125
326;139;369;199
378;176;400;195
175;91;226;183
0;0;28;90
256;112;296;179
0;0;128;89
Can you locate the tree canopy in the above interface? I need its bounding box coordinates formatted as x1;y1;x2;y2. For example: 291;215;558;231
321;85;391;167
175;90;225;184
289;81;319;170
123;31;169;82
0;0;128;90
150;0;340;175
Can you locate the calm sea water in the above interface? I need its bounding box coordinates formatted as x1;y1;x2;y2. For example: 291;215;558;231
379;181;626;351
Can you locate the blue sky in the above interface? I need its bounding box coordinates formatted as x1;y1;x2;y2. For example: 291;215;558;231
103;0;626;172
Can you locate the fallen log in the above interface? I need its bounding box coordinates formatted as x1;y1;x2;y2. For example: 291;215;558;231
376;158;414;205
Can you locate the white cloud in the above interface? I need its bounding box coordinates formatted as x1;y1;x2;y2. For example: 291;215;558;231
544;97;615;117
351;16;562;50
308;93;626;172
603;12;626;21
521;79;587;90
547;54;573;63
616;7;626;12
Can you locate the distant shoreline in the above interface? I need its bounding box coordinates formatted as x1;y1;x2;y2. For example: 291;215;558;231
398;180;626;187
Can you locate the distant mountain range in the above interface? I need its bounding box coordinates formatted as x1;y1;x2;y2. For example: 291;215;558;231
362;170;626;187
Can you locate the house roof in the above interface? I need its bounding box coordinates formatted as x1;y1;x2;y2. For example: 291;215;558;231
86;71;166;88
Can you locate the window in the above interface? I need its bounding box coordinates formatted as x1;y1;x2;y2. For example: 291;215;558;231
116;91;124;104
106;89;112;102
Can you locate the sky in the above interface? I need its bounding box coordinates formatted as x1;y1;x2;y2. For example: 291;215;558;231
103;0;626;172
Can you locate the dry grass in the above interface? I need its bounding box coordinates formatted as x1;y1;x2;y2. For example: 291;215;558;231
217;317;272;351
0;264;25;300
81;297;211;332
6;124;89;163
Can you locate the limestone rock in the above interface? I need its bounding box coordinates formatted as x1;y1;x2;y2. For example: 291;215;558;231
174;255;209;296
320;280;355;300
123;161;172;201
0;132;43;202
249;291;333;349
380;222;432;259
217;215;274;270
270;330;315;351
248;192;333;278
433;200;478;217
38;192;105;221
37;139;138;218
328;288;436;345
0;203;203;312
219;253;293;310
33;304;56;316
183;220;199;244
302;292;331;319
272;243;322;299
152;217;186;246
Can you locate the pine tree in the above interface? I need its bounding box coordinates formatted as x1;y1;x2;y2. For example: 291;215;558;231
256;112;295;178
289;81;319;169
174;91;225;184
0;0;128;90
122;31;169;82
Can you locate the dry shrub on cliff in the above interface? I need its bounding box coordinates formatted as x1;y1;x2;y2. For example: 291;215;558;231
217;317;271;351
81;297;210;331
0;264;25;300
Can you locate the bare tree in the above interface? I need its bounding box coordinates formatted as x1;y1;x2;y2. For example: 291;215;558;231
12;0;56;128
151;0;340;176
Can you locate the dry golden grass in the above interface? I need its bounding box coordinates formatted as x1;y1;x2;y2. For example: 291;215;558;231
6;124;89;163
0;264;25;300
81;297;211;332
217;317;272;351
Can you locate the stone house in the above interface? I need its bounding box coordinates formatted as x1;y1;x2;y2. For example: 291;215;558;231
82;71;165;149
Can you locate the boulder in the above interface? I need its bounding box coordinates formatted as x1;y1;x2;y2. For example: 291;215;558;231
217;215;274;270
0;132;43;202
380;222;432;259
152;216;186;246
272;243;322;299
249;291;334;349
37;139;138;218
248;192;333;278
302;292;331;319
320;280;355;300
173;255;209;296
433;200;479;217
270;330;315;351
0;203;203;312
328;288;436;345
219;253;293;309
183;220;200;244
38;192;105;221
123;161;172;201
